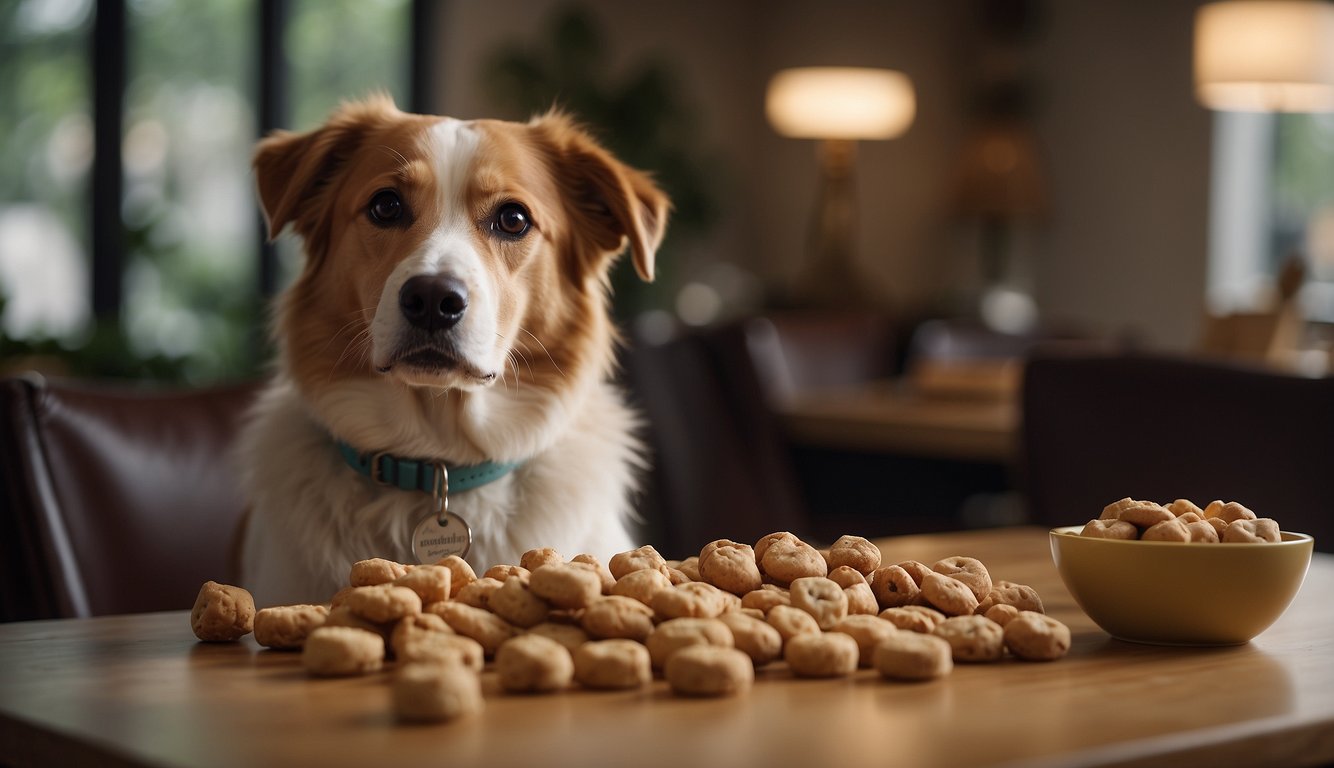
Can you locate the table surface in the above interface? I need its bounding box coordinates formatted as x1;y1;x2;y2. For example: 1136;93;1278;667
1;527;1331;768
778;380;1019;463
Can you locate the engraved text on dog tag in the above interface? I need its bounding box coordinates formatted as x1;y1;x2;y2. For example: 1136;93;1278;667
412;511;472;563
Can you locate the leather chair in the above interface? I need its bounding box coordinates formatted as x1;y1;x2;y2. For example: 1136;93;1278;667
0;374;260;621
1022;354;1334;551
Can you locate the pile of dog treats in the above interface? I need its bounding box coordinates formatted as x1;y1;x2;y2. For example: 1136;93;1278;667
1079;497;1283;543
191;532;1070;723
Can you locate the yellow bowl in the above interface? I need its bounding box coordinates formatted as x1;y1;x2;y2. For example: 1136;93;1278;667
1049;526;1314;646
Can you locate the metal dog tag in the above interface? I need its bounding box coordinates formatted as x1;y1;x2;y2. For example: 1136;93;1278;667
411;511;472;563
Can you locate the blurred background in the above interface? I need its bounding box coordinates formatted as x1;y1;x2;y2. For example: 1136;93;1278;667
4;0;1334;563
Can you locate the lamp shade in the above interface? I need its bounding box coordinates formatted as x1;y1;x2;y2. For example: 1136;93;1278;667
1194;0;1334;112
765;67;915;140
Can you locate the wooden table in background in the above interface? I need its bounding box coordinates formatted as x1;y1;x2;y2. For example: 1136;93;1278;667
1;527;1331;768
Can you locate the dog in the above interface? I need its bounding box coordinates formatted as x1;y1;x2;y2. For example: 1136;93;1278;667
238;95;669;607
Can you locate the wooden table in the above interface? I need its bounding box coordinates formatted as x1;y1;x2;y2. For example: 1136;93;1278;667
779;381;1019;463
1;527;1330;768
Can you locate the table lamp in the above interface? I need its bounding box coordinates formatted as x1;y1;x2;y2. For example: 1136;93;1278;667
1194;0;1334;112
766;67;915;305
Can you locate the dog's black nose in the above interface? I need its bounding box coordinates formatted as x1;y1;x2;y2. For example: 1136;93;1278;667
399;275;468;332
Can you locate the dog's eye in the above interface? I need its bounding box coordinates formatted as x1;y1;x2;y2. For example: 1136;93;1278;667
368;190;404;226
492;202;531;238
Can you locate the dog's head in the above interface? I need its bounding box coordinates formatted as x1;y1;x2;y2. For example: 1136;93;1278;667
253;95;669;402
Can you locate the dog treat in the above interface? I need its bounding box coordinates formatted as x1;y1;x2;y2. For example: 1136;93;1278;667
1168;498;1204;518
651;581;728;621
832;614;897;668
1176;511;1203;524
397;630;484;672
758;533;828;585
1100;497;1139;520
874;631;954;681
976;582;1044;615
302;626;384;676
698;540;763;595
581;596;656;642
254;604;329;650
329;586;356;609
1187;519;1221;543
921;572;980;617
343;585;422;624
573;639;652;690
765;604;822;643
456;577;504;610
665;645;754;697
393;661;484;722
495;634;574;693
609;545;669;580
826;565;867;589
933;615;1004;663
983;603;1021;627
1118;501;1175;530
391;612;451;653
789;576;850;630
895;560;933;587
190;581;256;642
646;617;734;669
435;555;476;598
610;568;673;606
488;576;551;629
571;553;616;594
1080;519;1138;540
845;582;880;616
1213;501;1257;523
741;586;791;614
869;565;921;610
392;565;450;604
931;557;993;602
525;622;591;653
484;564;530;584
323;605;393;645
879;606;945;634
676;557;702;582
1223;517;1282;543
428;601;519;656
349;558;410;587
1003;612;1072;661
826;535;882;575
529;562;605;610
1142;518;1192;543
520;547;564;572
784;632;859;678
717;612;783;667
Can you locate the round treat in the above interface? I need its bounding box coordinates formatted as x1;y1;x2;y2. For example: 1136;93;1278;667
930;557;993;602
429;601;519;656
1186;519;1221;543
484;564;530;584
571;554;616;594
1119;502;1174;530
581;596;656;642
392;565;451;604
869;566;920;610
976;582;1045;615
190;581;256;642
845;583;880;616
646;617;734;669
1167;498;1204;518
254;604;329;650
573;639;652;690
766;604;821;643
525;622;591;654
879;606;946;634
651;581;728;621
397;630;483;672
611;568;673;606
759;534;828;585
391;612;453;656
434;555;476;598
456;577;503;610
665;645;754;697
1214;501;1258;523
393;662;483;722
740;586;790;614
343;585;422;624
1142;518;1191;542
789;576;850;630
827;565;867;589
489;576;551;628
784;632;859;678
895;560;933;586
322;605;392;645
1081;518;1139;540
302;626;384;676
1100;497;1139;520
609;545;668;581
874;631;953;681
349;558;409;587
698;540;763;596
833;615;898;668
529;563;604;610
826;535;882;575
933;615;1004;662
1003;611;1072;661
983;603;1021;627
921;572;981;616
718;612;783;667
1223;517;1281;543
676;557;702;582
520;547;564;572
496;634;574;693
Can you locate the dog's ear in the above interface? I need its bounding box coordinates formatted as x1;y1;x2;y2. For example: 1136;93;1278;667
253;95;400;252
531;113;671;283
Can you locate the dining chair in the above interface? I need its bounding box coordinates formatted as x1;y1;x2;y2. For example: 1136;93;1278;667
0;373;260;621
1021;353;1334;551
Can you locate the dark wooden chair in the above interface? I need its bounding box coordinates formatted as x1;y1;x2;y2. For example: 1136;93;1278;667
1022;353;1334;551
0;374;259;621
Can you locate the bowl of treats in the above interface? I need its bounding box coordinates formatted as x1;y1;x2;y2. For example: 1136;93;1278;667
1050;497;1314;646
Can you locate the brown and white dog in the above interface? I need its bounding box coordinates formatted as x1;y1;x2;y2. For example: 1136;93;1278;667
238;96;669;606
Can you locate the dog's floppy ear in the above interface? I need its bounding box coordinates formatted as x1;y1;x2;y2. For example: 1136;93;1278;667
252;95;400;252
532;112;670;282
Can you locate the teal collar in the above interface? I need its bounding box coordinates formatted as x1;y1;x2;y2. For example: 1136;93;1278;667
336;440;523;498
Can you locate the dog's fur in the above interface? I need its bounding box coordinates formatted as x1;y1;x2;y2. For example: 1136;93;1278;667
238;96;669;606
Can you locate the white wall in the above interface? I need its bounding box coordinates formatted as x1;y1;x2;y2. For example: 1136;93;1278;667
431;0;1215;349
